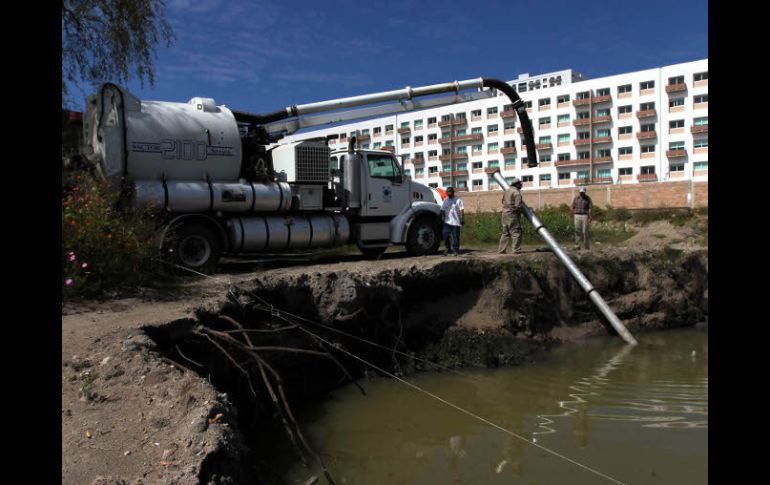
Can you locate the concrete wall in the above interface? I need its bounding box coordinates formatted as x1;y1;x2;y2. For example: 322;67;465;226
459;181;708;212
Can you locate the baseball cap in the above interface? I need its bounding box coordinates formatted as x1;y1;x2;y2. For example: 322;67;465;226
579;187;587;193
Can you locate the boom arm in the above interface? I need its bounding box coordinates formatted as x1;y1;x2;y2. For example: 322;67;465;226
233;78;539;167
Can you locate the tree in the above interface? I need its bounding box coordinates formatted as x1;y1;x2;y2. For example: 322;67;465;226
61;0;174;105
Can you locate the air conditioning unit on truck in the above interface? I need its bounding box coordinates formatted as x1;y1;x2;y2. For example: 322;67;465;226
81;78;538;271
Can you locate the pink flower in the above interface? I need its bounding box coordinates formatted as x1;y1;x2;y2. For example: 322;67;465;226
81;262;88;268
65;278;73;285
69;254;77;262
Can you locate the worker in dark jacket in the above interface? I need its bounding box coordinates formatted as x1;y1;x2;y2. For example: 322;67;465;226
570;186;593;250
498;177;523;254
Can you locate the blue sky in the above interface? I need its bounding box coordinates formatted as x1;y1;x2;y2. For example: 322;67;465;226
94;0;707;113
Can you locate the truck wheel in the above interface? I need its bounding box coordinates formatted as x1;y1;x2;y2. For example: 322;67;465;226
406;216;441;256
166;223;222;274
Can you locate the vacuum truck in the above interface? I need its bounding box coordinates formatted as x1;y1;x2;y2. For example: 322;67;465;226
81;78;538;271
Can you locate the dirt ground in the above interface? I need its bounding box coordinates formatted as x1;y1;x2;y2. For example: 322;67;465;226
61;216;706;484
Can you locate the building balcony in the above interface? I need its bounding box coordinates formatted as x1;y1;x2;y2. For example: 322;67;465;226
452;117;467;125
380;145;395;152
666;83;687;93
501;109;517;118
451;133;485;143
592;115;612;124
535;143;553;150
666;149;687;158
573;118;591;126
592;177;613;184
438;119;454;128
500;146;517;156
438;153;468;162
593;156;613;163
636;131;656;140
691;125;709;134
455;187;469;192
637;173;658;182
438;137;452;144
574;178;591;185
451;170;468;177
397;127;410;134
555;159;590;167
636;109;657;119
592;136;612;144
410;157;425;164
573;98;591;106
438;170;452;177
484;167;501;174
591;95;612;103
357;134;370;142
573;138;592;146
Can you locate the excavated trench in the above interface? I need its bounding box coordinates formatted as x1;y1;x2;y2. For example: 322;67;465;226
144;248;708;484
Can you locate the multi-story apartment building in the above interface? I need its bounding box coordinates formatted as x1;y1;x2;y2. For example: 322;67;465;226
284;59;708;194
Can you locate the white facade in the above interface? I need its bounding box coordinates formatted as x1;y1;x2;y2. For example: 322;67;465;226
284;59;708;192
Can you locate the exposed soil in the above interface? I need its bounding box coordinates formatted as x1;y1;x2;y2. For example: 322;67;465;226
62;219;708;485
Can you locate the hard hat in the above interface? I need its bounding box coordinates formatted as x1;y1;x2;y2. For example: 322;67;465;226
579;187;587;193
510;176;521;185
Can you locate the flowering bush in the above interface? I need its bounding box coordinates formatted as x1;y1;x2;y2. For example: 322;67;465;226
62;173;159;298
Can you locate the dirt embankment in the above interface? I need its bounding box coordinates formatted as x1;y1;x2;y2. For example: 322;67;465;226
62;245;707;485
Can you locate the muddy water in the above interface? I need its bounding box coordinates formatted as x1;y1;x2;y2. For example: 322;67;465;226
268;326;707;485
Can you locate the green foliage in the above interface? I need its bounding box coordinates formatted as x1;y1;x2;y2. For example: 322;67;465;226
463;205;575;245
630;208;693;226
62;173;159;298
61;0;174;105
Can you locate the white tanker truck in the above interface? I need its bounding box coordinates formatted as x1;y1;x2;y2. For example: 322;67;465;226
81;78;539;271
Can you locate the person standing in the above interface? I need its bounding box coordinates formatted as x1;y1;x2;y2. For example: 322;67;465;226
570;186;593;250
440;186;464;255
499;177;524;254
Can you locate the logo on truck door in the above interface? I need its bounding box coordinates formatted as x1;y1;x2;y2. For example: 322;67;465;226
131;140;234;160
382;186;392;203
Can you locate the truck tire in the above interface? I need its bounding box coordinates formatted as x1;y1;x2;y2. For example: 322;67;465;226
406;215;441;256
166;223;222;274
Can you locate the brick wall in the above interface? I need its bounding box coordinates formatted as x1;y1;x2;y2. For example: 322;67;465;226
460;181;708;212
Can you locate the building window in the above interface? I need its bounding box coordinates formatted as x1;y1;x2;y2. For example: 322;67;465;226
640;102;655;111
472;179;483;188
385;124;393;132
558;172;571;180
487;107;498;115
504;140;515;148
670;120;684;129
669;75;684;85
558;153;570;161
487;124;499;133
472;144;482;153
414;120;423;129
640;80;655;90
373;142;381;149
415;136;424;143
694;161;708;170
404;169;411;176
362;144;370;149
595;129;610;138
694;116;709;126
428;149;438;157
618;126;632;135
455;128;467;136
472;127;482;134
488;142;499;151
694;94;709;104
597;168;611;178
456;146;467;154
618;84;632;94
597;149;611;158
401;137;410;144
669;141;685;150
488;160;500;168
596;88;610;96
670;163;684;172
538;117;551;126
373;127;381;135
577;111;590;119
694;72;708;82
539;97;551;107
641;145;655;154
471;109;481;118
415;168;424;175
386;140;394;146
694;139;709;148
641;166;655;174
557;94;570;103
619;146;633;155
540;174;551;181
441;114;452;122
428;117;436;125
472;161;483;169
518;82;527;92
539;136;551;144
619;167;632;176
577;131;590;140
576;91;590;100
557;114;570;123
595;109;610;117
541;154;552;162
523;100;532;109
428;167;438;174
640;123;655;132
428;134;437;141
504;122;515;130
576;170;589;180
618;105;632;114
400;122;410;129
456;162;467;170
522;175;533;183
669;98;685;108
558;134;570;143
578;151;590;160
362;128;370;135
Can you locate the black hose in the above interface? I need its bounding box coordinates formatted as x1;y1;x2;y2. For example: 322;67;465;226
231;106;296;125
482;78;538;167
348;136;357;153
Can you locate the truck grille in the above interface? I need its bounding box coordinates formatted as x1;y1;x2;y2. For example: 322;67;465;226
295;144;330;183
